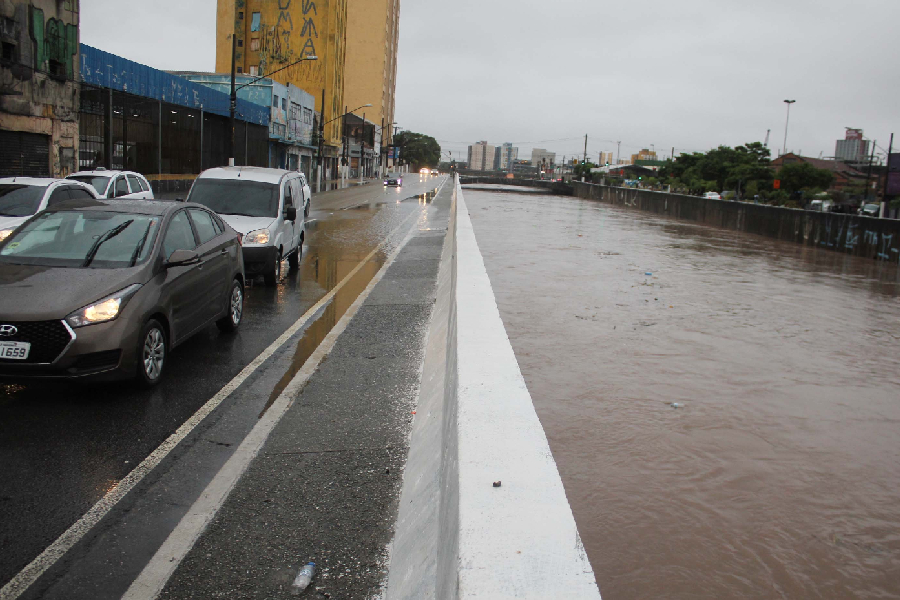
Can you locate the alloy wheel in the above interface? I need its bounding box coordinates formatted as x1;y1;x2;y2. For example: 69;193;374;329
143;328;165;381
230;284;243;326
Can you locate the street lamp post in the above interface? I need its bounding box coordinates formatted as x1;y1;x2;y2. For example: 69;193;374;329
228;50;318;166
782;99;796;157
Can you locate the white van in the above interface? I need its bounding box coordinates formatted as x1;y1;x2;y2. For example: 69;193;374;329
186;167;308;286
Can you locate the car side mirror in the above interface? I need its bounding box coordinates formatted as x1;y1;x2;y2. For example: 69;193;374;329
284;206;297;222
165;248;200;267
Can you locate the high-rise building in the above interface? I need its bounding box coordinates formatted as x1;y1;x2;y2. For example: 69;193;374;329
835;128;870;164
215;0;348;172
531;148;556;168
498;143;518;170
467;141;496;171
344;0;400;166
600;151;614;166
631;148;657;163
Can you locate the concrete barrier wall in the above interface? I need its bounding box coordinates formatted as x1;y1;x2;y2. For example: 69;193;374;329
573;182;900;263
386;177;601;599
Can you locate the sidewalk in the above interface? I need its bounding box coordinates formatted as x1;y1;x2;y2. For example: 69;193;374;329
153;182;452;598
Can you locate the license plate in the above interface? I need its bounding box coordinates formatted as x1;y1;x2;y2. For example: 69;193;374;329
0;341;30;360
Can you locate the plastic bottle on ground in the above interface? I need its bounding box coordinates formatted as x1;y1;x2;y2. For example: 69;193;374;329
290;562;316;595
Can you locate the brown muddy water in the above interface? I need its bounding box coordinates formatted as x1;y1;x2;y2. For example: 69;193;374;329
463;188;900;600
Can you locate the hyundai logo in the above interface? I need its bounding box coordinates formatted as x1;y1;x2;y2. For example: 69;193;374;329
0;325;17;337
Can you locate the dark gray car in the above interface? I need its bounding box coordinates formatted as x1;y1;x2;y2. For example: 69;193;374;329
0;198;245;385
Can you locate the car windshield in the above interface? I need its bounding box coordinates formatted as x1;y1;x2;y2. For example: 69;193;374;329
0;184;45;217
864;204;879;211
0;210;161;268
187;179;279;218
68;175;111;195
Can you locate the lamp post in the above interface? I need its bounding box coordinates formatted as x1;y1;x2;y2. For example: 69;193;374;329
319;103;371;184
782;99;796;157
228;51;318;166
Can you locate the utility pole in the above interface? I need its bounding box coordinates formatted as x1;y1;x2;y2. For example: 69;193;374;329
764;129;770;148
228;32;236;166
882;133;894;207
671;146;675;161
583;134;588;164
616;141;621;165
864;139;877;201
782;99;796;157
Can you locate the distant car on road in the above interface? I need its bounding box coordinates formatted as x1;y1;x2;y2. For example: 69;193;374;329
67;169;154;200
702;192;722;200
431;169;439;176
0;177;99;243
858;203;880;217
384;173;403;187
187;167;306;286
0;199;245;385
419;167;430;175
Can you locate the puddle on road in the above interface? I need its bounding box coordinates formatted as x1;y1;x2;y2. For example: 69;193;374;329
258;256;383;418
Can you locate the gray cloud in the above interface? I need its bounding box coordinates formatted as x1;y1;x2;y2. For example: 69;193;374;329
81;0;900;162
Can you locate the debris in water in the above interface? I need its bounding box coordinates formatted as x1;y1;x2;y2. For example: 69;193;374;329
668;402;683;409
493;481;502;488
645;272;653;276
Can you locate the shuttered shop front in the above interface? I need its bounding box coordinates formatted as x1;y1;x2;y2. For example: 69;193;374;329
0;130;50;178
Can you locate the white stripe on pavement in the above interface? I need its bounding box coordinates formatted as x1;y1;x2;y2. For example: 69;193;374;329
0;207;423;600
122;210;425;600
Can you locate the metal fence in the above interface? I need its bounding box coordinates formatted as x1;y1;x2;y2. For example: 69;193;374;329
79;84;268;178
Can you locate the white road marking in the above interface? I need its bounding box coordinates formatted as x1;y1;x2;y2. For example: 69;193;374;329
0;208;423;600
122;211;425;600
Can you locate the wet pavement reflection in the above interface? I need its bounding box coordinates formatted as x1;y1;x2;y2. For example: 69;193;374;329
465;190;900;600
0;177;444;587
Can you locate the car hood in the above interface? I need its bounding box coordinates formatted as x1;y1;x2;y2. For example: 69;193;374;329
219;215;275;235
0;264;146;321
0;215;30;231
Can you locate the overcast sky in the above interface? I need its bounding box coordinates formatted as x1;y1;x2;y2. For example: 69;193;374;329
82;0;899;163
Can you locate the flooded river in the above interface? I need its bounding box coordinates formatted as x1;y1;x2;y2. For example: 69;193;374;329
464;188;900;600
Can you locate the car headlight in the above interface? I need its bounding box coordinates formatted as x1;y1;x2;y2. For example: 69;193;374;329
244;228;270;245
0;228;14;243
66;284;142;328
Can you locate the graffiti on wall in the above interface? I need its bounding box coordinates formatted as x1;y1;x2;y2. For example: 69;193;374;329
30;7;78;80
258;0;319;82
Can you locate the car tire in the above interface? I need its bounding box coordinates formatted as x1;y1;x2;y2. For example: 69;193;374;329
137;319;167;387
264;251;281;286
304;202;310;218
216;279;244;332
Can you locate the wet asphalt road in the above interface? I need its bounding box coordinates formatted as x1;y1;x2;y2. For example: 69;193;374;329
0;174;445;590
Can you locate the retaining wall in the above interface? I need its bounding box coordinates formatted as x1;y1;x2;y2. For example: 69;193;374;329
386;177;601;599
460;176;573;195
573;183;900;263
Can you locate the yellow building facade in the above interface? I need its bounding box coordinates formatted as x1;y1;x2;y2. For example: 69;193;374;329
343;0;400;148
215;0;348;150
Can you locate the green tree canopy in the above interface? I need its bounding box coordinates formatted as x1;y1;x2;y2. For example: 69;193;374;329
776;162;834;195
393;131;441;170
659;142;773;197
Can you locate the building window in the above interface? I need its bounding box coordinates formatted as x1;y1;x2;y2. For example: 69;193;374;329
273;94;279;108
238;11;243;19
250;37;260;51
249;65;258;76
236;66;243;73
282;98;287;111
251;12;261;32
237;39;243;47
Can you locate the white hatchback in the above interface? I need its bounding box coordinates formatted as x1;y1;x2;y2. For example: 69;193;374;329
0;178;99;242
67;169;154;200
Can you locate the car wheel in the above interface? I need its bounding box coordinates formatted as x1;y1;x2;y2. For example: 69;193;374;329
288;240;301;269
264;251;282;286
217;279;244;332
137;319;167;387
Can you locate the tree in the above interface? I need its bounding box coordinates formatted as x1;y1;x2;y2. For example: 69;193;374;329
776;162;834;195
392;131;441;170
573;161;596;179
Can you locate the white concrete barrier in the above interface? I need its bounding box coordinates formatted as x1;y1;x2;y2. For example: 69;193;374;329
386;177;601;599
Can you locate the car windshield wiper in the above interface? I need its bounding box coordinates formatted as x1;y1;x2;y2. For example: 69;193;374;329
82;219;133;267
129;221;154;267
217;211;258;217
